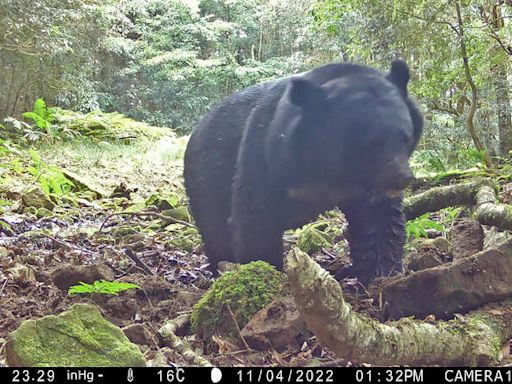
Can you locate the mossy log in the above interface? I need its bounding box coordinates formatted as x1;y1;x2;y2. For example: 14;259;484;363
404;181;484;220
475;186;512;230
286;248;512;366
405;180;512;232
409;168;487;192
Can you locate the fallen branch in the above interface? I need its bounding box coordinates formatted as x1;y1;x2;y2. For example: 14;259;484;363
404;180;485;220
98;210;195;233
405;180;512;233
475;185;512;230
286;248;512;366
158;314;212;367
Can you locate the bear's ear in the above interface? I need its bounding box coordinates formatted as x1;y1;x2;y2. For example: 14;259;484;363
386;60;410;94
288;78;326;108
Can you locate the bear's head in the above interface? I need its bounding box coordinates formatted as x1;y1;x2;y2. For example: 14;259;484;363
271;60;423;201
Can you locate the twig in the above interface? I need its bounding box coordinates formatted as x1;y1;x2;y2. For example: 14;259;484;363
39;234;100;256
227;303;251;350
98;210;195;233
123;248;155;276
0;279;8;296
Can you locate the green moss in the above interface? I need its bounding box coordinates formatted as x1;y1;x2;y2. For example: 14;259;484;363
53;109;170;142
111;225;141;239
36;208;53;218
191;261;285;340
161;206;191;223
297;225;334;254
23;206;38;215
6;303;145;367
145;193;180;211
168;226;201;251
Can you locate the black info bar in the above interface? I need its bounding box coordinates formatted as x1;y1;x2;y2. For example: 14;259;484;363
1;367;510;384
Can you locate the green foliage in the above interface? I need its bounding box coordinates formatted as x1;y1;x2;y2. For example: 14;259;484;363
312;0;512;162
52;108;168;142
406;213;444;241
2;117;45;143
99;0;326;132
28;150;75;196
167;225;201;252
412;147;486;177
3;101;80;144
406;207;461;243
0;0;109;119
191;261;284;340
296;220;339;254
22;98;56;133
68;280;140;296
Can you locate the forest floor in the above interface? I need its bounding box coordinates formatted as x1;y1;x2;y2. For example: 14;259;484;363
4;115;512;367
0;131;357;367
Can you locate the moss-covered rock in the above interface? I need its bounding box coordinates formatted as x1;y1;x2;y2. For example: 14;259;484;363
21;187;55;210
191;261;285;340
161;206;191;223
145;193;180;211
5;303;145;367
53;109;171;142
167;226;201;252
36;208;53;218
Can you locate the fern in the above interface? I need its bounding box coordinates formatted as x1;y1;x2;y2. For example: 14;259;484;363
28;150;75;195
406;213;445;241
22;98;56;135
68;280;140;296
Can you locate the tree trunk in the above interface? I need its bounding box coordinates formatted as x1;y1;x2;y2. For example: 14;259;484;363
490;3;512;156
455;1;493;167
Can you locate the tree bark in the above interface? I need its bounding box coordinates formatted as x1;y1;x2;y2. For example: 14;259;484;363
490;3;512;156
454;1;493;167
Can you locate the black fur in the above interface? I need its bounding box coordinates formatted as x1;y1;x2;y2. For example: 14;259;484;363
184;61;423;284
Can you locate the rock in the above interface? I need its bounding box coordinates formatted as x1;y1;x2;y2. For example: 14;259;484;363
122;324;156;346
407;250;443;272
406;237;451;272
148;348;171;367
145;194;179;212
191;261;285;340
110;182;137;199
161;206;191;223
241;297;306;351
104;297;138;320
449;218;484;259
35;208;53;218
61;169;109;198
21;187;55;210
431;237;451;253
381;239;512;320
483;227;512;251
51;263;115;290
5;303;145;366
6;262;36;286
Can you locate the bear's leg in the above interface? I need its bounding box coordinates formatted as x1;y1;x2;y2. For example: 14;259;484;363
339;194;406;284
231;190;285;269
195;207;234;272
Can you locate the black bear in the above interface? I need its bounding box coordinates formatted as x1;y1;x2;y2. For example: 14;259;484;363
184;61;423;284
